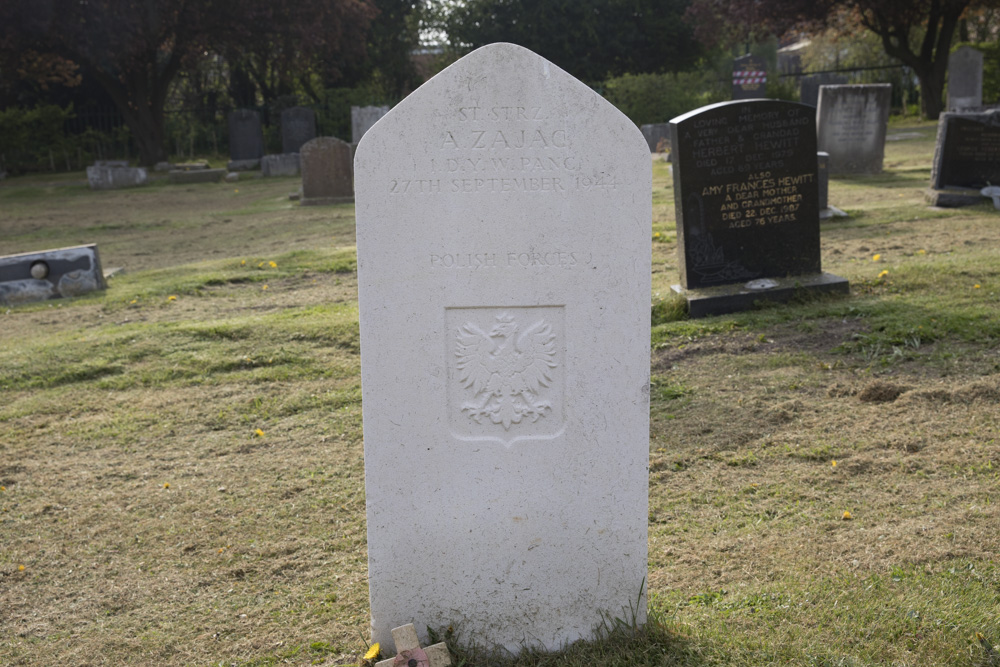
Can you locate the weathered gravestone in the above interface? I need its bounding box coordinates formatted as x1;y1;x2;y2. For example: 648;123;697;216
799;73;848;108
733;55;767;100
261;153;301;177
669;100;848;316
300;137;353;205
640;123;670;153
351;105;390;144
355;42;651;655
281;106;317;154
0;244;107;305
948;46;984;111
228;109;265;170
816;84;891;174
928;109;1000;207
86;164;147;190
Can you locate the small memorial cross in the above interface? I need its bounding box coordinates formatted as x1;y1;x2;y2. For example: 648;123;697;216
375;624;450;667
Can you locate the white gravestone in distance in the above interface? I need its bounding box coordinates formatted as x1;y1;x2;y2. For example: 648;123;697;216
355;43;651;655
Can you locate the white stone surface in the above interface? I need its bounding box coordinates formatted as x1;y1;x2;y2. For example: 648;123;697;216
355;43;651;655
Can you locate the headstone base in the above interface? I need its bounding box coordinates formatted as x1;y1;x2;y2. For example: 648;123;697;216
673;272;849;318
924;187;983;208
227;159;260;171
169;168;227;184
300;196;353;206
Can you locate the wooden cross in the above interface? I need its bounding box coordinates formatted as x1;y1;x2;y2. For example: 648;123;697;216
375;624;451;667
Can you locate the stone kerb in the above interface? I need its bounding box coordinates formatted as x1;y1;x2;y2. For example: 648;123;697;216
816;84;892;174
300;137;353;205
355;42;650;655
86;165;148;190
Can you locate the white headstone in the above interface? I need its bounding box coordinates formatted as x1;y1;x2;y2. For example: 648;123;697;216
355;43;651;655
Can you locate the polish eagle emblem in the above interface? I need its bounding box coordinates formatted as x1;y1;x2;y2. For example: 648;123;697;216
454;312;558;430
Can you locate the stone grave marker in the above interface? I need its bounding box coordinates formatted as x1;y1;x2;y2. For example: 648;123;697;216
351;105;390;144
261;153;301;177
733;55;767;100
228;109;265;169
281;106;317;154
0;244;107;305
928;109;1000;206
816;84;891;174
86;164;147;190
641;123;670;153
169;168;226;184
948;46;984;111
799;73;848;108
355;42;651;655
300;137;353;205
669;99;848;316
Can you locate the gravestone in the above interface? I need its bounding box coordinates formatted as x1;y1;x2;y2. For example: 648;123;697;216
228;109;265;169
355;43;650;655
281;106;317;154
86;164;147;190
640;123;670;153
300;137;353;205
669;100;848;316
733;55;767;100
799;73;848;108
261;153;301;177
948;46;984;111
816;84;891;174
928;109;1000;206
168;168;226;184
351;105;390;144
0;244;107;305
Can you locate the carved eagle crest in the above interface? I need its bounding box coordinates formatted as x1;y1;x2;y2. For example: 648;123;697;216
454;312;558;430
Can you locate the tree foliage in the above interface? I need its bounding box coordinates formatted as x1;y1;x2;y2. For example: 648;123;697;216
436;0;703;82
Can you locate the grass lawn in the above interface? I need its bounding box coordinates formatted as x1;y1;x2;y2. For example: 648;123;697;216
1;117;999;666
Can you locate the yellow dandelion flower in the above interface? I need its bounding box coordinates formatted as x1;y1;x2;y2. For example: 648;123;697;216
831;460;837;468
129;299;137;304
872;254;881;261
163;482;170;489
916;249;926;255
653;232;661;238
364;643;381;661
842;510;852;520
1;486;5;491
258;261;265;268
18;564;25;571
234;189;239;193
241;259;246;266
974;284;981;289
262;285;269;290
268;261;277;268
877;270;889;279
255;428;265;438
167;295;177;301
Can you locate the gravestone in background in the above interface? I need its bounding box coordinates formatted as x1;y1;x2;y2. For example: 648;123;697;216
261;153;301;177
641;123;670;152
227;110;265;169
799;73;848;108
0;244;107;305
948;46;984;111
86;164;147;190
816;84;892;174
355;43;651;655
299;137;353;205
732;55;767;100
281;107;317;154
351;105;390;144
669;100;848;316
928;110;1000;206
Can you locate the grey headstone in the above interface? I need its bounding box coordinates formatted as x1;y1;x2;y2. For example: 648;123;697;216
948;46;984;111
640;123;671;153
816;84;892;174
86;165;148;190
300;137;353;204
351;105;390;144
732;55;767;100
281;107;317;154
669;100;847;316
261;153;301;177
799;74;848;108
0;244;107;305
228;109;265;161
931;109;1000;191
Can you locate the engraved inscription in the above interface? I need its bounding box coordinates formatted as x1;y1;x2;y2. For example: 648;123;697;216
430;250;593;269
455;312;557;430
446;306;565;444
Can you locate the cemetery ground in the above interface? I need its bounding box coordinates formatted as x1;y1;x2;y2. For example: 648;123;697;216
1;118;998;666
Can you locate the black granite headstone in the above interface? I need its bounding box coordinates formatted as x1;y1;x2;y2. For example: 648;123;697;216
931;110;1000;190
669;100;847;315
228;109;265;161
281;106;317;154
0;245;107;305
733;55;767;100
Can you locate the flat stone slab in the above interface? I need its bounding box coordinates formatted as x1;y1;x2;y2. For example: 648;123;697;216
86;165;148;190
168;168;226;184
0;244;107;306
924;187;984;208
227;159;260;171
673;272;849;317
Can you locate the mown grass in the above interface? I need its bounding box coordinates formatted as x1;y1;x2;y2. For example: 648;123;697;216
2;116;1000;666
